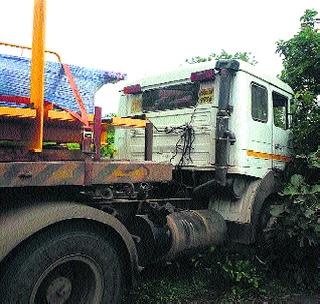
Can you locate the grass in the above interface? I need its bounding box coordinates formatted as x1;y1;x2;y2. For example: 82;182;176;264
124;247;320;304
125;262;214;304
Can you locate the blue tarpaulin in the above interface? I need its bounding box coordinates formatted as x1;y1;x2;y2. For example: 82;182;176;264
0;54;126;114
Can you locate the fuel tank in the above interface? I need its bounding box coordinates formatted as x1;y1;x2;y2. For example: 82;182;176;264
165;209;227;259
133;209;227;263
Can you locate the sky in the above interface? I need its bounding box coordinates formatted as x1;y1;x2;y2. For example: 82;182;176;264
0;0;319;114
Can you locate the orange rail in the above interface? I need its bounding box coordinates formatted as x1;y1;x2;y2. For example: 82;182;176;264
28;0;46;152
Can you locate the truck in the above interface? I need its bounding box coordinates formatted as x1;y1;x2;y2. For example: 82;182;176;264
0;1;293;303
116;59;293;244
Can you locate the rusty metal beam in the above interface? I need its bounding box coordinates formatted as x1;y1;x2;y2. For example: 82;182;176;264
0;120;82;143
0;148;85;162
0;120;34;142
94;107;102;161
144;122;153;161
0;161;84;187
91;161;172;185
0;161;172;187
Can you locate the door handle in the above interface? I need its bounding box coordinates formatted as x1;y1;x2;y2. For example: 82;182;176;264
274;144;281;150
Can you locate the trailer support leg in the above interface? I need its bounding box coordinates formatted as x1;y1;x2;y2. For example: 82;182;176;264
29;0;46;152
145;122;153;161
94;106;102;161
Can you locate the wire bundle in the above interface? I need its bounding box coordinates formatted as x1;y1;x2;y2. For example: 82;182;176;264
166;123;196;167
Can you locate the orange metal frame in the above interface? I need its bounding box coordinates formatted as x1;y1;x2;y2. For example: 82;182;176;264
0;0;147;154
29;0;46;152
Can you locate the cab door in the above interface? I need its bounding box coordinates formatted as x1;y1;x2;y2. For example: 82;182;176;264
246;81;273;177
271;89;291;170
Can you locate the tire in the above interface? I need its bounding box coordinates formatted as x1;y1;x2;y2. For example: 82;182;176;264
0;223;124;304
255;201;275;245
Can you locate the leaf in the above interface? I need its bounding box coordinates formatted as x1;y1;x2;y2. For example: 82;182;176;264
314;224;320;234
304;208;315;218
308;148;320;169
270;204;285;217
309;184;320;194
290;174;305;187
282;184;301;196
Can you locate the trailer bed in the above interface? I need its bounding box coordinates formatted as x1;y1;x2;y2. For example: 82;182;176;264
0;160;172;187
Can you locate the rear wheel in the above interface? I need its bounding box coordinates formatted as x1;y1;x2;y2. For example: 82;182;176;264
0;223;124;304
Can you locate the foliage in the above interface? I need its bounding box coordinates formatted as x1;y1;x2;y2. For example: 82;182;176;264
126;263;210;304
289;92;320;159
265;172;320;282
277;176;320;246
65;127;116;158
276;9;320;95
216;257;264;300
276;9;320;159
261;8;320;288
101;126;116;158
186;49;257;65
66;142;80;150
100;113;118;158
272;8;320;238
128;246;319;303
189;246;267;301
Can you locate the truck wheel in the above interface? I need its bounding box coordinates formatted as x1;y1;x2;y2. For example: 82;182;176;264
255;201;274;245
0;223;124;304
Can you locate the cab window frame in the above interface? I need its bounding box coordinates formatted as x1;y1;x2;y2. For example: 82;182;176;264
272;91;289;130
251;82;269;123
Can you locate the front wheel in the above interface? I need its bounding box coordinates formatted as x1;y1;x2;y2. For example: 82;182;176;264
0;223;124;304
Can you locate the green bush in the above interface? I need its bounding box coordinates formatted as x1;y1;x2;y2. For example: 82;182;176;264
101;126;116;158
189;246;266;301
217;257;265;299
262;8;320;289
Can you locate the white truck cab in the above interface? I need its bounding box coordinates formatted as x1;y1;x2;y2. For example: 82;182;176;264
116;60;293;179
115;59;293;244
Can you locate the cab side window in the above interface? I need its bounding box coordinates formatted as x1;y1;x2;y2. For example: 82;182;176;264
272;91;288;129
251;83;268;123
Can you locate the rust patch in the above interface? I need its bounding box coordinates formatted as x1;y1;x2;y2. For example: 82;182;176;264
109;166;149;182
91;161;172;184
0;162;84;187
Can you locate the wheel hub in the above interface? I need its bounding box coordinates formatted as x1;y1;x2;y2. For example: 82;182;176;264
46;276;72;304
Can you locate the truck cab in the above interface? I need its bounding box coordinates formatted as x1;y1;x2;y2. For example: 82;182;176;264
115;60;294;244
116;60;293;178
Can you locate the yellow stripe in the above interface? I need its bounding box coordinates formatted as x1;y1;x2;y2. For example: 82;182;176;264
246;150;290;162
109;117;147;128
0;106;36;118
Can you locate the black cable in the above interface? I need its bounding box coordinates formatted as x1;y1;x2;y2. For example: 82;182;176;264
167;123;195;167
150;102;198;167
152;123;163;133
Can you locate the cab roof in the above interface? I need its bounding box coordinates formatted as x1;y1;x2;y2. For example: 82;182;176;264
124;60;294;95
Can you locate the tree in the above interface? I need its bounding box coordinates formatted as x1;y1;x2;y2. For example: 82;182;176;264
276;9;320;161
265;9;320;287
276;9;320;96
186;49;257;65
